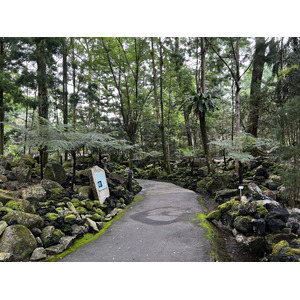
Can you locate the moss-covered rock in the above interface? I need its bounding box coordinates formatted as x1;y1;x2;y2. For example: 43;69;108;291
90;213;103;222
206;209;222;221
71;198;80;207
45;213;60;221
233;215;254;234
147;168;162;180
272;240;290;257
41;179;64;191
0;225;37;261
22;184;46;201
5;199;35;214
64;214;76;224
3;210;44;229
214;189;239;203
43;162;66;184
257;203;269;217
218;199;240;213
78;186;94;199
0;207;13;218
0;189;17;205
50;188;63;199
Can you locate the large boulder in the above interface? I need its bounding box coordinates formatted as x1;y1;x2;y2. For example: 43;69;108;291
0;220;8;236
233;215;254;234
0;225;37;261
5;199;35;214
43;162;66;184
22;184;46;201
41;179;64;191
214;189;239;203
13;165;32;183
247;182;266;200
78;186;94;199
40;226;64;248
3;210;44;229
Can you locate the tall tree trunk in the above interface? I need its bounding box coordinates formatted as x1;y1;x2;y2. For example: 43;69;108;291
234;38;241;174
63;41;68;161
37;39;48;166
199;37;214;173
71;37;76;128
0;37;4;155
247;37;267;137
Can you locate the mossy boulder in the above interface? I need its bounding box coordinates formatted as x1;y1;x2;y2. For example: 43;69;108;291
71;198;80;207
94;208;106;218
40;226;64;248
22;184;46;201
206;173;237;195
3;210;44;229
41;179;64;191
78;186;94;199
0;207;13;218
90;213;103;222
257;203;269;217
64;214;76;224
233;215;254;234
13;165;32;183
0;189;17;205
214;189;239;203
0;225;37;261
45;213;60;221
5;199;35;214
218;199;240;213
272;240;290;257
50;188;63;199
43;162;66;184
206;209;222;221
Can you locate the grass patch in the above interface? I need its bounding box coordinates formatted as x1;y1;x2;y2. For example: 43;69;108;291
191;212;230;262
46;195;144;262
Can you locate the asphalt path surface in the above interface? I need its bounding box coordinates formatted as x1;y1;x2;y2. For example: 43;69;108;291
60;179;213;262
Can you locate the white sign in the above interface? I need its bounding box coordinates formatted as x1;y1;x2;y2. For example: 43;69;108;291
89;166;110;204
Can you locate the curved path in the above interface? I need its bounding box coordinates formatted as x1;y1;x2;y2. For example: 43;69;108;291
60;179;213;262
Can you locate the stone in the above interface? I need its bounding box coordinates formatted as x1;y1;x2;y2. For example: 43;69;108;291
64;214;76;224
67;202;81;219
30;247;47;261
266;207;290;223
5;199;35;214
71;224;86;237
60;235;76;250
31;227;42;238
247;182;266;200
85;217;99;232
78;186;94;199
22;184;46;201
13;165;32;183
233;216;254;234
252;218;266;236
214;189;239;203
254;166;269;179
40;226;56;247
43;162;66;184
0;225;37;261
45;243;65;255
3;210;44;229
255;199;281;211
206;209;222;221
0;252;13;262
266;218;286;233
0;221;8;237
0;189;17;205
41;179;64;191
243;201;257;215
108;172;127;185
264;190;276;200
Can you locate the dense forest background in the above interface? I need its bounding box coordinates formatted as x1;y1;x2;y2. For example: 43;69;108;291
0;37;299;200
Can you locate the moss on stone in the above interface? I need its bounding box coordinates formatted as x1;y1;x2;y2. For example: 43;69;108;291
45;213;60;221
76;206;87;214
218;199;240;213
257;203;268;216
53;229;65;239
206;209;222;221
272;240;290;257
64;214;76;223
50;188;63;199
90;213;103;222
285;248;300;256
71;198;80;207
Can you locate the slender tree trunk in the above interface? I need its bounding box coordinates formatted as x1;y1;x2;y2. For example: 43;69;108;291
63;41;68;161
0;37;4;155
71;37;76;128
199;37;214;173
247;37;267;137
234;38;241;174
37;39;48;166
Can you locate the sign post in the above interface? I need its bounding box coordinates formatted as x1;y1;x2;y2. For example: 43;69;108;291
89;166;110;204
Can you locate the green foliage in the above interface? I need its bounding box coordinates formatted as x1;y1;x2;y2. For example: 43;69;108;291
183;92;218;115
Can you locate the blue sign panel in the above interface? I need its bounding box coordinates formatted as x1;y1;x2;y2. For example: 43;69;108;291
94;172;107;191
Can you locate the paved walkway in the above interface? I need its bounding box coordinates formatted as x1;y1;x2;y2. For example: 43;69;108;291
60;179;213;262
